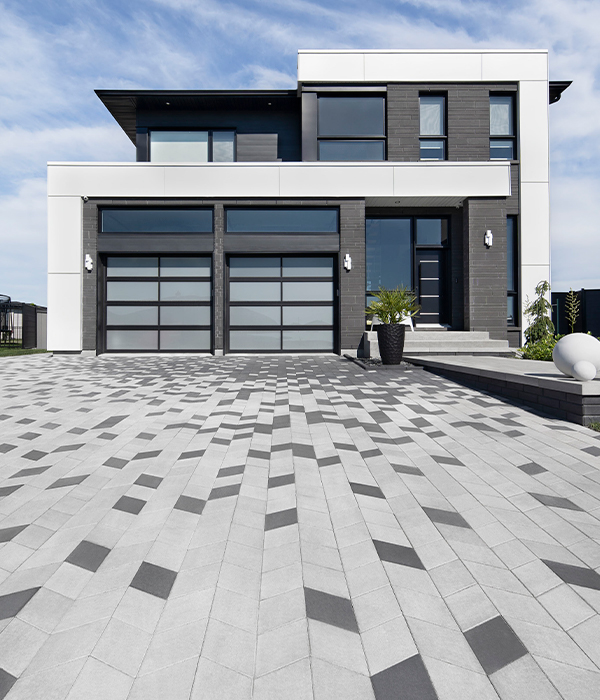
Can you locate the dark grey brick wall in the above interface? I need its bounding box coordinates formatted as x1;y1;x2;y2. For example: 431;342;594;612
82;201;98;351
463;198;508;340
213;205;224;351
387;83;517;162
339;201;365;350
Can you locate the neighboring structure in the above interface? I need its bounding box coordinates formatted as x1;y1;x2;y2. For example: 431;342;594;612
47;49;569;355
0;296;47;349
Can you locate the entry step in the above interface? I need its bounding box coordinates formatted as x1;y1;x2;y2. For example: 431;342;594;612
363;330;515;358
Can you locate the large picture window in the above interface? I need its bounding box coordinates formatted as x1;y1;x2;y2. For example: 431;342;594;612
317;96;386;161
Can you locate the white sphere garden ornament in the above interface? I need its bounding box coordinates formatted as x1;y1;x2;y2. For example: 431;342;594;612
552;333;600;382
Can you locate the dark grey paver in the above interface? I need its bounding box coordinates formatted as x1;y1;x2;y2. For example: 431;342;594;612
130;562;177;599
92;415;127;430
66;540;111;572
0;588;40;620
0;668;17;700
423;507;471;529
0;485;23;498
529;492;584;512
464;615;528;675
265;508;298;531
304;587;359;633
350;482;385;499
46;474;89;489
103;457;128;469
22;450;47;461
267;473;295;489
134;474;163;489
113;496;146;515
178;449;205;460
0;525;28;543
371;654;438;700
174;495;205;515
132;450;162;461
517;462;547;475
10;465;51;478
217;465;245;477
373;540;424;569
392;464;423;476
209;484;241;500
542;559;600;591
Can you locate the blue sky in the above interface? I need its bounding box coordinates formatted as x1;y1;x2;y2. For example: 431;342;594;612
1;0;598;304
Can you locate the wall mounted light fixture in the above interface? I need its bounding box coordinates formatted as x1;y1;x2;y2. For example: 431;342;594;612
344;253;352;271
84;254;94;272
484;230;493;248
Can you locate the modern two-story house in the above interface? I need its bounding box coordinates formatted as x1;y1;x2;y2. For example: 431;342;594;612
47;49;569;355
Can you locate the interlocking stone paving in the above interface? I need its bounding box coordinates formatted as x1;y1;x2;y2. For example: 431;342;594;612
1;353;600;700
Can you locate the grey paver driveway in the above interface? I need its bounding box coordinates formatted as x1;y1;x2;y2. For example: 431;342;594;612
1;354;600;700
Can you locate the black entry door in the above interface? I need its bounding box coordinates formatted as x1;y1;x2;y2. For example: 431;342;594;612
416;250;445;325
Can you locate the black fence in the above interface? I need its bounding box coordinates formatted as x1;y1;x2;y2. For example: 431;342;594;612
0;298;45;349
552;289;600;337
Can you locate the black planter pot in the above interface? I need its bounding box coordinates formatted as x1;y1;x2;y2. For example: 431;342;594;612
376;324;406;365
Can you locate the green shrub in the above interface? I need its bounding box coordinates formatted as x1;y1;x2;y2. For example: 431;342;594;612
588;422;600;433
519;334;562;361
523;280;554;345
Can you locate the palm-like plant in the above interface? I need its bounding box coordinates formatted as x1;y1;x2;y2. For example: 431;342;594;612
365;286;420;325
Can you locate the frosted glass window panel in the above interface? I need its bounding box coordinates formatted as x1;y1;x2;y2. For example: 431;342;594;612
212;132;235;162
229;258;281;277
283;306;333;326
107;281;158;302
107;257;158;277
283;282;333;302
282;258;333;277
230;282;281;302
160;257;211;277
160;306;211;326
230;306;281;326
150;131;209;162
160;281;210;302
160;330;210;350
318;97;385;136
230;331;280;351
106;306;158;325
107;330;158;350
420;96;445;135
490;96;514;135
318;140;385;161
283;331;333;350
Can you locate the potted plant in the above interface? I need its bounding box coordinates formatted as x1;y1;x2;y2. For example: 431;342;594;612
365;286;420;365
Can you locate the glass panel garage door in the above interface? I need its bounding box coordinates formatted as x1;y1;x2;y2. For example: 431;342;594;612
105;257;211;352
228;256;335;352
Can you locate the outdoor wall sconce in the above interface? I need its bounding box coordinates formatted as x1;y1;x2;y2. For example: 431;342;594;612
344;254;352;271
484;230;493;248
84;254;94;272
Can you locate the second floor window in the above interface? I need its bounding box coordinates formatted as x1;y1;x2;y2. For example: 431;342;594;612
317;96;385;161
150;130;235;163
419;95;446;160
490;95;515;160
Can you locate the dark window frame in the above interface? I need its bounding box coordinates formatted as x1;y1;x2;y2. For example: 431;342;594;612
149;128;237;162
489;92;517;161
507;215;519;326
316;94;387;162
419;93;447;161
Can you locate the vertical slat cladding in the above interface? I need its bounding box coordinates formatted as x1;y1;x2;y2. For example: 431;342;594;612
236;134;279;162
339;200;366;350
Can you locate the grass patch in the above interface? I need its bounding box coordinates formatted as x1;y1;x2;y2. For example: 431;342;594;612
589;422;600;433
0;348;48;358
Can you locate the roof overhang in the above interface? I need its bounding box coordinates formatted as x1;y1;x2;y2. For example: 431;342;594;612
549;81;572;104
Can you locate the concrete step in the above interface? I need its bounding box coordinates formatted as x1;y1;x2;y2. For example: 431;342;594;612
363;330;514;358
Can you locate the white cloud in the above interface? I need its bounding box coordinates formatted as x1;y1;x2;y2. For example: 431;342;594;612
0;178;47;305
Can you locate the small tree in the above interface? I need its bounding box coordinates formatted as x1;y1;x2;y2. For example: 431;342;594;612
565;288;580;334
523;280;554;345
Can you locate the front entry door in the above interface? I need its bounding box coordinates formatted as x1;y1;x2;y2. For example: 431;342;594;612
416;250;444;325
